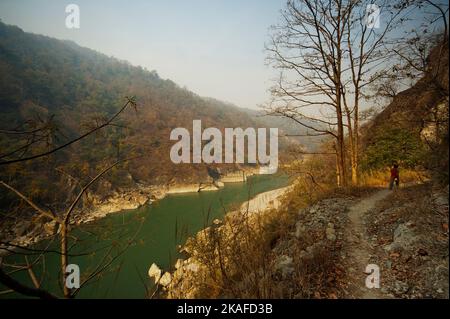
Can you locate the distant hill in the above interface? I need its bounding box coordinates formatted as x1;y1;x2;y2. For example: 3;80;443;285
0;21;303;208
242;108;325;152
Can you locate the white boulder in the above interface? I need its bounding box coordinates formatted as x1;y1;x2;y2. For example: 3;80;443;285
148;263;162;283
175;259;184;269
275;255;294;277
159;272;172;287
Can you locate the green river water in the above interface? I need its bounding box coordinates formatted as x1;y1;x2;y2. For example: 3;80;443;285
2;174;288;298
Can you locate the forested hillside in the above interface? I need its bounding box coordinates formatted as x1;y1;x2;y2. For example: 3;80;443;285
0;21;300;211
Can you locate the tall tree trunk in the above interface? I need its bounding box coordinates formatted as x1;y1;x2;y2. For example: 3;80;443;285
60;223;70;298
352;91;360;185
334;143;341;187
336;42;347;186
345;105;357;185
335;11;347;187
336;83;347;187
336;107;347;187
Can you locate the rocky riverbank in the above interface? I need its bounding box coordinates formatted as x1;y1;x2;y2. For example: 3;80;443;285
0;183;162;255
153;190;351;298
0;169;264;256
0;181;218;255
165;181;224;194
147;184;294;297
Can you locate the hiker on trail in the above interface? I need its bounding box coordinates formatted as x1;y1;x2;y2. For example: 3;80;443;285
389;163;400;190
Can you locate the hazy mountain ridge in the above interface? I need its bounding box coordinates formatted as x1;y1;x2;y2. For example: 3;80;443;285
242;108;324;151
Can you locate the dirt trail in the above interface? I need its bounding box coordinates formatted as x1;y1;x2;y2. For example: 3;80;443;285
344;188;391;298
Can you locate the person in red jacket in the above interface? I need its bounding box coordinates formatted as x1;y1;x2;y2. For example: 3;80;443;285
389;163;400;190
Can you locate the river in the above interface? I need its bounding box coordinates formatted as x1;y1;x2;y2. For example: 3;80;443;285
2;174;289;298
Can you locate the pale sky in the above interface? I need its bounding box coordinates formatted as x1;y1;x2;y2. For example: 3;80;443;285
0;0;285;109
0;0;446;112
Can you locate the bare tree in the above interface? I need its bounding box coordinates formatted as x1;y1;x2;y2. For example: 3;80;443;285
0;97;148;298
266;0;354;186
372;1;448;90
266;0;413;185
413;0;448;40
341;0;410;184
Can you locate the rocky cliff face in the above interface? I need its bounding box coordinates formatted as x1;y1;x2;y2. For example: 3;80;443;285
367;40;448;134
361;40;449;182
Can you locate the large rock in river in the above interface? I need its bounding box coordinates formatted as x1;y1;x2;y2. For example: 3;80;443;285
148;263;162;283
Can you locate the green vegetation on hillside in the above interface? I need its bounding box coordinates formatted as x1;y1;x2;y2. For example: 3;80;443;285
361;127;426;171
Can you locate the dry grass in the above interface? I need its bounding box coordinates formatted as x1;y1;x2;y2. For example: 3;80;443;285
182;202;343;298
181;208;281;298
359;168;429;187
